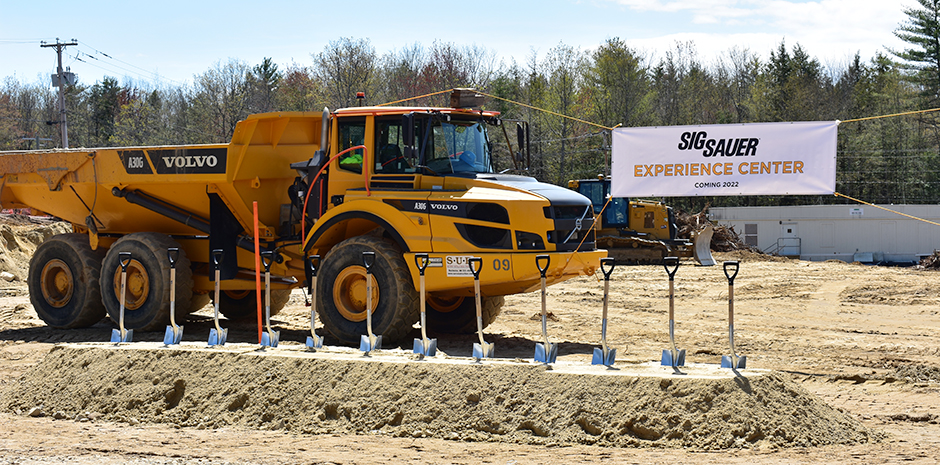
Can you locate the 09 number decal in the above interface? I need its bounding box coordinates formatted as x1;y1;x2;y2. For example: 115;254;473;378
492;258;510;271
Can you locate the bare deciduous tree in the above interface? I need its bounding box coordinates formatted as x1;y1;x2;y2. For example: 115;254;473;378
192;59;251;141
314;37;379;109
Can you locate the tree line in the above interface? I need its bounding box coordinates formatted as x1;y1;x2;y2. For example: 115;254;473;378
3;1;940;209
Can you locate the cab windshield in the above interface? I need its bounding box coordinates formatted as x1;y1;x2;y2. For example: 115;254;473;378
579;181;628;227
424;120;494;175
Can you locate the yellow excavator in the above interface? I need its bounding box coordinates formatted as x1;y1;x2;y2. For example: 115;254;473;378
568;176;714;265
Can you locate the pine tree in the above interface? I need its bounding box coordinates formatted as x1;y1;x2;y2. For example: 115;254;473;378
893;0;940;106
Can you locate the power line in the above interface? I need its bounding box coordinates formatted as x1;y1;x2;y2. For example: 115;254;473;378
76;41;186;86
68;51;158;84
67;50;182;87
2;38;189;87
0;39;52;44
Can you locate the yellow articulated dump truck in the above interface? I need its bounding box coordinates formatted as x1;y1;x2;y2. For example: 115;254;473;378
0;89;604;345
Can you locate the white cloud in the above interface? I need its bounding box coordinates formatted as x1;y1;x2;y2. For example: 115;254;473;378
606;0;911;62
613;0;751;14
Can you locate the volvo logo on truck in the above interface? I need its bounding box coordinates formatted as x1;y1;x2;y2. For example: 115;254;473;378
150;148;226;174
119;148;228;175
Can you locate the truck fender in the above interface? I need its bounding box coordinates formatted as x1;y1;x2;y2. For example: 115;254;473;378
304;202;431;254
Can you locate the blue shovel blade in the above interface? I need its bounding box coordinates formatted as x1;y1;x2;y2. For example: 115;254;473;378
721;355;747;369
473;342;494;359
208;328;227;346
111;329;133;343
163;326;183;345
472;343;483;359
592;347;617;366
413;338;438;357
661;349;686;367
261;331;279;348
360;334;382;352
306;335;323;349
534;343;558;364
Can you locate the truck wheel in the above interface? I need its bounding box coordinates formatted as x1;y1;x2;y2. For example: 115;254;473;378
426;295;504;334
215;289;290;320
100;233;193;331
317;236;419;345
28;233;107;328
186;293;211;314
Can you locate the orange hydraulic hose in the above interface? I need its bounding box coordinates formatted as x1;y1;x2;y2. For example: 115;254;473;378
253;201;262;344
300;145;370;250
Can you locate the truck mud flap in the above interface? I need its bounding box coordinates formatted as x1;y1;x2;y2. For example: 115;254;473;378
209;193;241;280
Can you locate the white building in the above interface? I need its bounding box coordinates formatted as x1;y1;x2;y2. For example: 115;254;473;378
708;205;940;264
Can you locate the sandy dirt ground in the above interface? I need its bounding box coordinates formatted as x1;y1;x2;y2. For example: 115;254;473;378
1;215;939;464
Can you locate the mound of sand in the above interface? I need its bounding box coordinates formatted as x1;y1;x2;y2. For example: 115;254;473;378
0;214;71;282
1;345;879;450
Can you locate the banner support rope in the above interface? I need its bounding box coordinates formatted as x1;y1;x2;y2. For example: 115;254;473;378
834;192;940;227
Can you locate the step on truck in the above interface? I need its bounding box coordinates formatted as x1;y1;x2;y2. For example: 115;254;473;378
0;89;605;345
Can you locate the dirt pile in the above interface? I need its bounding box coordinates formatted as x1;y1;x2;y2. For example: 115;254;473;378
841;281;940;306
675;207;758;253
0;214;71;283
893;364;940;384
2;345;879;450
916;250;940;270
675;206;712;241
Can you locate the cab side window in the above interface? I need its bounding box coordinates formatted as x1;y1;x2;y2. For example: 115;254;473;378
338;118;366;174
375;118;416;174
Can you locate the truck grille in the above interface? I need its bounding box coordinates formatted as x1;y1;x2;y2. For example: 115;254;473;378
547;228;596;251
542;204;596;251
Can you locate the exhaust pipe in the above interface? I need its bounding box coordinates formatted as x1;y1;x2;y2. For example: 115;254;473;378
321;107;329;151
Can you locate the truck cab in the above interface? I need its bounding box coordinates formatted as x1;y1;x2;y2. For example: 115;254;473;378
296;98;604;342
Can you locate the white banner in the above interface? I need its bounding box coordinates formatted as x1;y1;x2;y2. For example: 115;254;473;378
611;121;837;197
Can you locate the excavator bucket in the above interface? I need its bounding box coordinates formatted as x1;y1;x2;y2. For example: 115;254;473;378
692;223;716;266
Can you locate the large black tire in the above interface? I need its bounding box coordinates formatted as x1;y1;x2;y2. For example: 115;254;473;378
317;236;419;345
100;233;193;332
28;233;106;328
215;289;290;320
186;293;211;314
425;294;504;334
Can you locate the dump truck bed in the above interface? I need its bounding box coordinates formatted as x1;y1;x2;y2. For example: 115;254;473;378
0;113;324;240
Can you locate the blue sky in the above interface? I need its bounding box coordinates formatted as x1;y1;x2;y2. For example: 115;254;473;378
0;0;915;87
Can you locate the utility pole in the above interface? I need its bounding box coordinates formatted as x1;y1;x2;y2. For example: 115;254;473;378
41;38;78;148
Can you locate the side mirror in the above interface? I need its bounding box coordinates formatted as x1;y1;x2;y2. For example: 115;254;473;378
516;122;530;170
